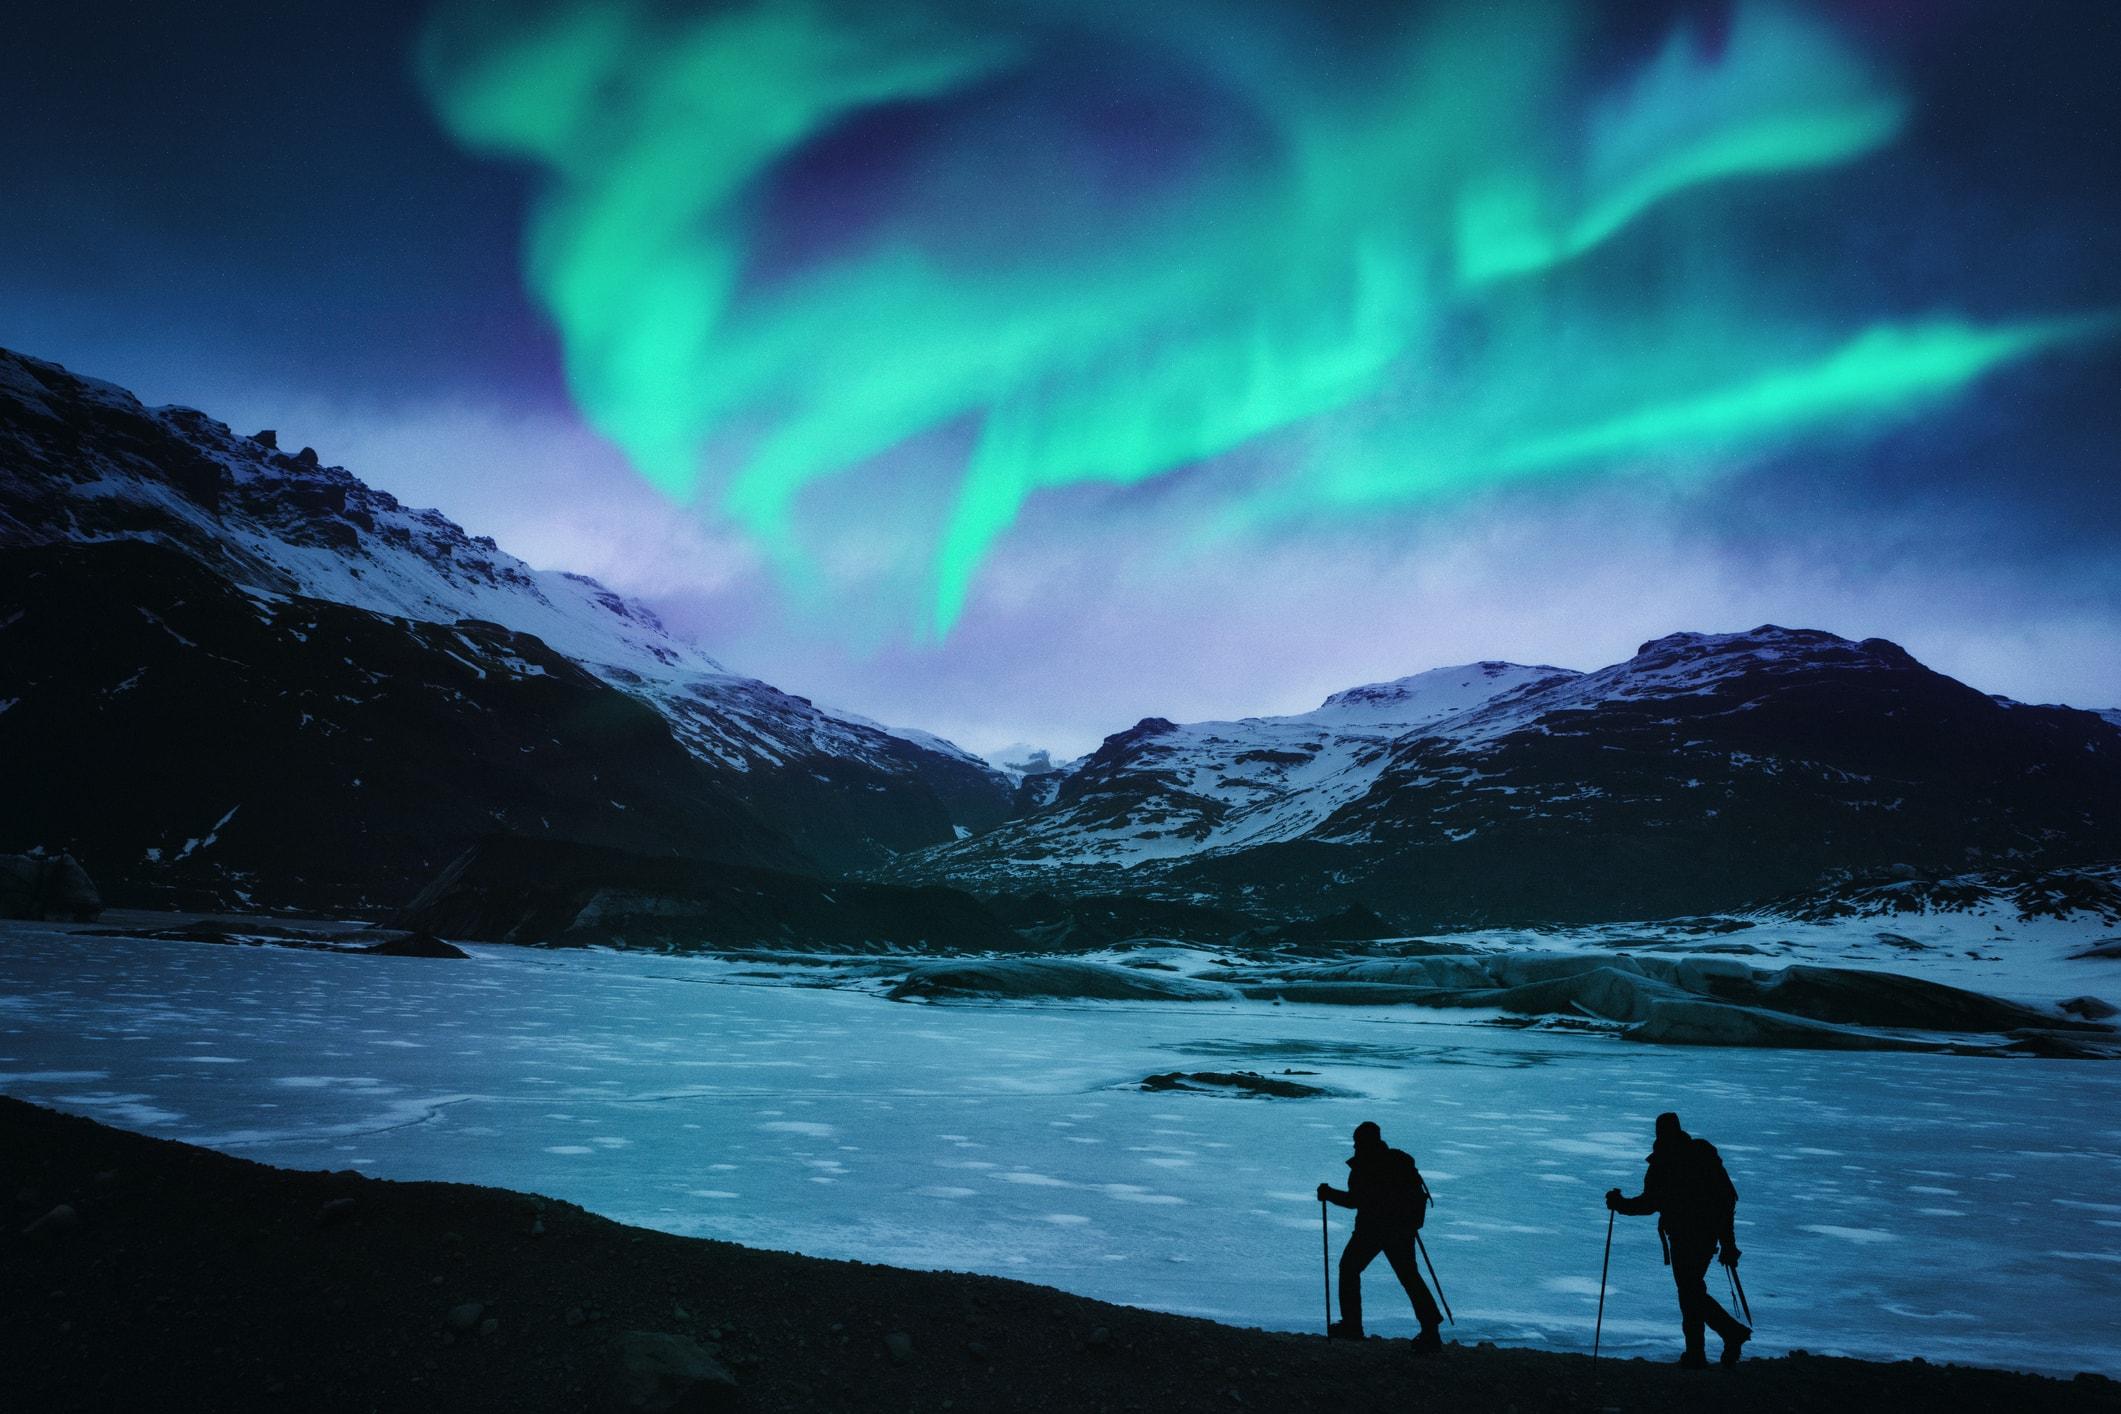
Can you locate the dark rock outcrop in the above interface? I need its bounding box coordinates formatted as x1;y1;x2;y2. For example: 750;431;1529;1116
613;1330;738;1411
364;931;469;959
1138;1070;1331;1098
888;957;1234;1002
0;851;102;921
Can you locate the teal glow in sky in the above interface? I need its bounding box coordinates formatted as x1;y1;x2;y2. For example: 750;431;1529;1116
418;0;2113;642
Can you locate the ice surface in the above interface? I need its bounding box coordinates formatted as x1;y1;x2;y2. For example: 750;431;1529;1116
1;922;2118;1376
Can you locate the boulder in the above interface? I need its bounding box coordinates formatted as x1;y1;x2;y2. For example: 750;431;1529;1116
1139;1070;1331;1098
612;1330;737;1412
364;932;469;959
0;852;103;921
21;1202;81;1244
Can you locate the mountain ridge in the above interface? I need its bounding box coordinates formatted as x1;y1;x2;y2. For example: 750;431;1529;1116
6;344;2119;926
0;346;1009;905
883;625;2121;926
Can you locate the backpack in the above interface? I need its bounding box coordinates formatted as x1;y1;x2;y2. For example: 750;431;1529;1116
1662;1137;1738;1234
1698;1139;1738;1221
1389;1148;1430;1231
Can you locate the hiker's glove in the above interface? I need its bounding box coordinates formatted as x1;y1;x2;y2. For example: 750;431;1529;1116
1604;1188;1622;1211
1316;1184;1332;1202
1720;1244;1741;1267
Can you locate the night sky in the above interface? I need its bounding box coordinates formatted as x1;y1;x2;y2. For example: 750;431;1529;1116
7;1;2119;755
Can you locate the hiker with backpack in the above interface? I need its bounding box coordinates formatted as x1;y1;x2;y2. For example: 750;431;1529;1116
1317;1120;1444;1353
1606;1111;1752;1368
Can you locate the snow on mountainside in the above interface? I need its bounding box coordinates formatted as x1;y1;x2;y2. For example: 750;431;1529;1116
0;347;1011;875
983;743;1069;780
885;627;2121;926
1758;862;2121;929
895;661;1576;873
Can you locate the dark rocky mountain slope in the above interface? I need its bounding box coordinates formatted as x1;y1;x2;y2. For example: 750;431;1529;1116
0;347;1011;909
1;540;788;910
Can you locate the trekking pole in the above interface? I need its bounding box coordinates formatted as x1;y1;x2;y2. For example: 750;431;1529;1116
1320;1201;1332;1333
1592;1207;1615;1364
1728;1263;1754;1326
1415;1232;1454;1324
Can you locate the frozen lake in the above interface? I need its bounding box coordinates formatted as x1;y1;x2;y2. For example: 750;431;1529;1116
3;924;2118;1376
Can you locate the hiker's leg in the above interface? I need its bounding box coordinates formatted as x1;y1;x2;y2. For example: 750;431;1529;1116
1670;1240;1713;1357
1699;1274;1745;1342
1338;1229;1382;1331
1381;1239;1442;1330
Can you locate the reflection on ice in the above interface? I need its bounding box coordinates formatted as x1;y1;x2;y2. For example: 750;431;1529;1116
0;923;2117;1377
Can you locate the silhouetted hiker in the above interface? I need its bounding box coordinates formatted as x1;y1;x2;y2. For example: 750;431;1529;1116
1606;1111;1750;1368
1317;1120;1443;1352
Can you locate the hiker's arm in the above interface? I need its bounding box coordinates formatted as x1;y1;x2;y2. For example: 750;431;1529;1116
1605;1175;1657;1216
1316;1183;1354;1208
1720;1222;1740;1264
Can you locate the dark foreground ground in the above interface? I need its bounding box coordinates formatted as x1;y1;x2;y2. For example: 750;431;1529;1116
4;1098;2116;1414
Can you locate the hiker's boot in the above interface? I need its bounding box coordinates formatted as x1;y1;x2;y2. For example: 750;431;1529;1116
1678;1349;1709;1370
1326;1320;1364;1341
1411;1326;1444;1356
1721;1324;1751;1367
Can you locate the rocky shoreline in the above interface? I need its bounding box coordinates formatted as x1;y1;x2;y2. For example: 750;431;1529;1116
4;1097;2116;1413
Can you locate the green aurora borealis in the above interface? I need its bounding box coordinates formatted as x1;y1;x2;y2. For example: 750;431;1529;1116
419;0;2116;638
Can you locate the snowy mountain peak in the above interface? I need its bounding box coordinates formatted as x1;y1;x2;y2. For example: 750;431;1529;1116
1;347;730;684
1317;661;1580;726
984;743;1072;779
1628;624;1915;676
1416;624;1947;748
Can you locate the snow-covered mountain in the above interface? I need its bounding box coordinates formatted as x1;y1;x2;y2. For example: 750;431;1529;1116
885;628;2121;927
910;662;1574;872
9;344;2119;929
0;347;1009;905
